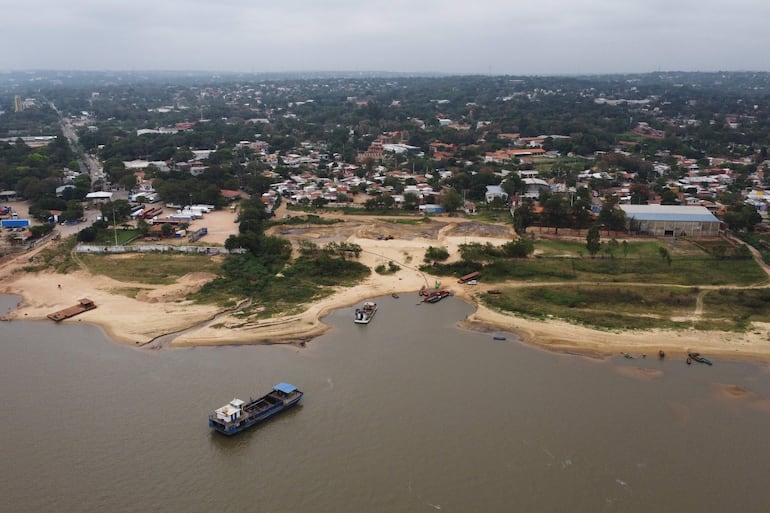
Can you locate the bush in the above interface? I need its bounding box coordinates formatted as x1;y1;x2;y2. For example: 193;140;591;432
424;246;450;263
375;261;400;274
502;238;534;258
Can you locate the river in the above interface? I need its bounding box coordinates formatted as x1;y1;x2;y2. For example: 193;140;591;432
1;294;770;512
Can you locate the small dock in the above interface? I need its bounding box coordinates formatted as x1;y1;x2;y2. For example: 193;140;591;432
47;298;97;322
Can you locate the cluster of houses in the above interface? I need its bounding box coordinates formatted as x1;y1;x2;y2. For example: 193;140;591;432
84;81;770;241
108;119;770;239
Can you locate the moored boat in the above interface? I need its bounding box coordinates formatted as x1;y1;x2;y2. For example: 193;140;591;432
688;352;712;366
208;382;303;436
423;290;452;303
354;301;377;324
47;298;97;322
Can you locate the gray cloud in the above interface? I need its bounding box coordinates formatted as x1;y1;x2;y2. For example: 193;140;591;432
3;0;769;73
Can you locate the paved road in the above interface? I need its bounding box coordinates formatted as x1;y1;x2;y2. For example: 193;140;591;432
51;101;104;186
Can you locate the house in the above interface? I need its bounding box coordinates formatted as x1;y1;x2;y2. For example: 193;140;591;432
522;178;550;199
420;204;445;214
220;189;243;202
84;191;114;205
485;185;508;203
56;185;76;197
0;190;19;202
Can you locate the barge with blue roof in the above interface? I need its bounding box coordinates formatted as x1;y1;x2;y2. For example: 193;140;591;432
209;382;303;435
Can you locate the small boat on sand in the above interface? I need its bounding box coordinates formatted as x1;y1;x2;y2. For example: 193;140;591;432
688;352;712;365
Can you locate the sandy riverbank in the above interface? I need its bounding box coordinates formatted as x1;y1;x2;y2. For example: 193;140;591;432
3;206;770;362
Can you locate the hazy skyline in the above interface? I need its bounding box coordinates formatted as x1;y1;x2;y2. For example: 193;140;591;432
4;0;769;75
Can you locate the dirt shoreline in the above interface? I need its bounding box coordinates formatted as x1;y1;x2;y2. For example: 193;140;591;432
4;263;770;364
3;206;770;363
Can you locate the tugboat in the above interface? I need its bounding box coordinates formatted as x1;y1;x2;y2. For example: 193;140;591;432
354;301;378;324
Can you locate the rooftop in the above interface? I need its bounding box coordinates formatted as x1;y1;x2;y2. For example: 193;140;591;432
620;205;720;223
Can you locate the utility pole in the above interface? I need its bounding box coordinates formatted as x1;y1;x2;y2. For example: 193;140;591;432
111;202;118;246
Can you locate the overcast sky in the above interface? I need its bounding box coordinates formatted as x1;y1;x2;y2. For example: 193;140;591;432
3;0;769;75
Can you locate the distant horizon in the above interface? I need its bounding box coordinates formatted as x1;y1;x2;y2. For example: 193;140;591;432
4;1;769;76
2;68;769;78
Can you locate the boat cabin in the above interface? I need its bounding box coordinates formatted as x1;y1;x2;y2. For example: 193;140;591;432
273;382;298;397
214;398;245;423
78;298;96;309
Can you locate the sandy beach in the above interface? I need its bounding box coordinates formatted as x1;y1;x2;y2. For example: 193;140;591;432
3;203;770;363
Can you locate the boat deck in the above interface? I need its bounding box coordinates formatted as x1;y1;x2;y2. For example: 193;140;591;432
47;298;97;322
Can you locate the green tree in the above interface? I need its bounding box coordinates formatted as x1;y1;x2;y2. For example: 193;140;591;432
658;246;672;266
62;199;84;222
586;225;601;257
723;204;762;232
100;199;132;225
660;189;679;205
440;188;463;214
542;195;570;234
513;199;536;235
571;198;593;233
136;218;150;237
608;209;628;232
501;237;534;258
311;197;328;209
403;192;420;210
502;174;524;198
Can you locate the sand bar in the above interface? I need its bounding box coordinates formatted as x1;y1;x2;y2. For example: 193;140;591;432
3;205;770;362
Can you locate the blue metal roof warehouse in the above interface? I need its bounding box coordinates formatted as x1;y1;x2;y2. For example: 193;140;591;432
619;205;721;237
1;219;30;229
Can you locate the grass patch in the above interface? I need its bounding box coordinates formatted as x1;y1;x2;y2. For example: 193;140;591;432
193;253;371;318
108;287;145;299
481;284;698;330
702;289;770;324
429;245;767;286
21;236;79;273
479;284;770;332
78;253;223;285
90;229;140;246
267;214;342;227
378;217;431;225
533;239;704;258
474;210;513;224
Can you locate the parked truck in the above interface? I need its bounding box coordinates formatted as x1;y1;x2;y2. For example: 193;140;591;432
141;207;162;219
188;227;208;242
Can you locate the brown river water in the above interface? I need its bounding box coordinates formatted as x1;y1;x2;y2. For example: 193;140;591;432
2;294;770;513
